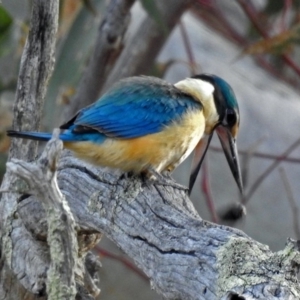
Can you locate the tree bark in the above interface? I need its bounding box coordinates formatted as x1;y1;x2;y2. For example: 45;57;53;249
0;0;60;299
3;131;78;299
2;145;300;299
9;0;58;161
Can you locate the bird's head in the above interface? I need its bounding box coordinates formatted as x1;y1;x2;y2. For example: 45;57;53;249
175;74;243;195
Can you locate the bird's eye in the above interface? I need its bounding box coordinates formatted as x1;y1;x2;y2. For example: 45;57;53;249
224;109;236;126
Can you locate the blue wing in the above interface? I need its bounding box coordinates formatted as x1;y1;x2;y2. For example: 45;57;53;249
61;76;202;139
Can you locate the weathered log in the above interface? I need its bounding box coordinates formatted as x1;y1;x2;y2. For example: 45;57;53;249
3;141;300;299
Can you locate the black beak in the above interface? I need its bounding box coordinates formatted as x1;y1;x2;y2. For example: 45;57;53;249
216;126;243;194
189;133;213;195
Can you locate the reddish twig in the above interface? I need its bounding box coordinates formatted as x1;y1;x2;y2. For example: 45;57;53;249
281;0;292;31
210;146;300;164
197;0;214;7
201;160;219;223
179;20;198;75
242;138;300;204
193;1;299;88
282;55;300;77
279;167;300;239
237;0;300;77
239;137;266;190
196;0;246;44
94;246;149;281
236;0;269;38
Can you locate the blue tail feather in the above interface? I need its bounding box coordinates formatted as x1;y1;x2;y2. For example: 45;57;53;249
7;130;53;141
7;130;106;144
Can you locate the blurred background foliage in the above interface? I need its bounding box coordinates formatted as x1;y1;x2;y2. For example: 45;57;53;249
1;0;300;298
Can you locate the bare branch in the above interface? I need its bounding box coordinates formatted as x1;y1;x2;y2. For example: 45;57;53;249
237;0;300;78
210;145;300;164
201;160;219;223
102;0;193;91
0;0;59;299
94;246;148;281
4;132;78;299
243;137;300;204
179;20;198;75
9;148;300;299
64;0;135;119
9;0;58;161
279;167;300;239
193;2;299;89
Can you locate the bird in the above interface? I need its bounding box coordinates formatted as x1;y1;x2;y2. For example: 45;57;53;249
7;74;243;195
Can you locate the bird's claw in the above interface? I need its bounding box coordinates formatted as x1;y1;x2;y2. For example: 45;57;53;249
155;178;188;192
147;168;188;192
119;171;134;180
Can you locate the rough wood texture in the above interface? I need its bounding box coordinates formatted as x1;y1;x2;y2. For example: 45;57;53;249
102;0;193;92
64;0;135;119
9;0;58;161
3;147;300;299
0;0;59;299
2;131;78;299
1;146;102;299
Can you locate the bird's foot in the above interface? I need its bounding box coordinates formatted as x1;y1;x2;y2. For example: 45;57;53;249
119;170;187;192
161;170;173;180
148;168;188;192
119;171;134;180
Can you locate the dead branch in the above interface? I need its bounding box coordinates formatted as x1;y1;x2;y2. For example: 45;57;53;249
101;0;193;91
3;145;300;299
0;0;59;299
2;131;78;299
64;0;135;119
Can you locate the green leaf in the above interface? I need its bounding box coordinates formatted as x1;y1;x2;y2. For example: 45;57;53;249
0;5;13;33
263;0;300;15
139;0;168;35
0;6;14;57
263;1;283;14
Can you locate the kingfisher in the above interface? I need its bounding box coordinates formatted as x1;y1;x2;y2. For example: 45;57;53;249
7;74;243;194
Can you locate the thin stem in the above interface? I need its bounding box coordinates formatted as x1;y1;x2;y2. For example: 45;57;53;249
209;146;300;164
94;246;149;281
243;138;300;204
280;0;292;31
279;167;300;239
201;160;219;223
237;0;300;78
179;21;198;75
193;2;298;88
